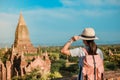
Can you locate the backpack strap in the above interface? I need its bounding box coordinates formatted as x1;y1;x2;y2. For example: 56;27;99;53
92;55;96;80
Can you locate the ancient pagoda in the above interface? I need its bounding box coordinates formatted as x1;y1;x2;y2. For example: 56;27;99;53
13;13;37;54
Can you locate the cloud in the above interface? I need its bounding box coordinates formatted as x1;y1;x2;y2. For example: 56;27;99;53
0;13;17;44
107;0;120;6
25;8;72;20
59;0;120;17
24;6;119;21
84;0;120;6
60;0;120;7
60;0;81;7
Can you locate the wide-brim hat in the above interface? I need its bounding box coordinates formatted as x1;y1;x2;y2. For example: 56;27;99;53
79;28;98;40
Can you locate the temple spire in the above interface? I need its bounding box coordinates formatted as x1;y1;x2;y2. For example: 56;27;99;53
18;12;26;25
13;13;37;54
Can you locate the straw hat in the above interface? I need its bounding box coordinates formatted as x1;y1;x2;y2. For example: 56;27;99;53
79;28;98;40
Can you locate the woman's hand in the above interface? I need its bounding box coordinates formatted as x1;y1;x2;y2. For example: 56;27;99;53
71;36;80;42
61;35;80;56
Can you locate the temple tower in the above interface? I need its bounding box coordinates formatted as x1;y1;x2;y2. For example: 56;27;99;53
13;13;37;54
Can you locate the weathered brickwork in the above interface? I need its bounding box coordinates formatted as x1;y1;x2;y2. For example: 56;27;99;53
0;13;51;80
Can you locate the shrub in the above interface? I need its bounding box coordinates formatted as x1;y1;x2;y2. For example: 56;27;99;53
49;71;62;79
68;56;78;62
104;61;117;70
51;59;66;73
49;52;60;61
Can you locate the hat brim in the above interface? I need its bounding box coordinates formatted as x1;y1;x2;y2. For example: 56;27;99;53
79;36;98;40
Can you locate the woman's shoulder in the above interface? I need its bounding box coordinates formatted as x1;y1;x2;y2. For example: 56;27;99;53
70;47;85;57
97;48;102;52
97;48;104;59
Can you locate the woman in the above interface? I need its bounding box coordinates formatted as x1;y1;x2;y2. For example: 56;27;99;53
61;28;104;80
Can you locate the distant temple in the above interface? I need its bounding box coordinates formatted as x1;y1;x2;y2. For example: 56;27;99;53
13;13;37;54
0;13;51;80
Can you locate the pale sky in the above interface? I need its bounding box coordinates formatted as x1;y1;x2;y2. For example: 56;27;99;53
0;0;120;47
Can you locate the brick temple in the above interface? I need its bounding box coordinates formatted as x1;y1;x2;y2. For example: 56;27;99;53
0;13;51;80
13;13;37;54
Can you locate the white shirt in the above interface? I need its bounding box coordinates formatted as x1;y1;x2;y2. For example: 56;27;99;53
70;47;103;60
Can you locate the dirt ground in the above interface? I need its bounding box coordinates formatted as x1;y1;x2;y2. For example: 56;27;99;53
55;70;120;80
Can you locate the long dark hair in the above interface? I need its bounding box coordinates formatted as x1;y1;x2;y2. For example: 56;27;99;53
85;40;97;55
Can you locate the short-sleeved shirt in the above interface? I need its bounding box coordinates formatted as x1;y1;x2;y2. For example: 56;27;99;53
70;47;103;60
